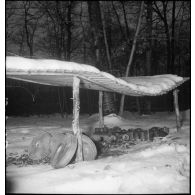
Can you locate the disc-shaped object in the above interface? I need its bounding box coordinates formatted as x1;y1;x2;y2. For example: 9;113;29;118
82;134;97;161
51;133;77;169
64;132;97;161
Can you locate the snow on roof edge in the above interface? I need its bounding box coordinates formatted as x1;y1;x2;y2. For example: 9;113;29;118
6;56;101;74
6;56;189;96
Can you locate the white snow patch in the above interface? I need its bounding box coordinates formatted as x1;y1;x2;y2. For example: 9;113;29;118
6;56;101;73
6;111;190;194
7;57;185;95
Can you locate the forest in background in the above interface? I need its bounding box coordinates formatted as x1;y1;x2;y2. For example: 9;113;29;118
6;1;190;116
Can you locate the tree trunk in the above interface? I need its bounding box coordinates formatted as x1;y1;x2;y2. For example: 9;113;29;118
146;1;152;76
88;1;116;116
163;2;172;74
19;27;25;55
24;9;34;57
153;1;171;74
99;1;116;115
87;1;103;68
171;0;176;74
145;1;153;114
121;1;130;41
29;46;33;57
103;91;117;115
112;1;125;38
23;1;40;58
153;1;173;111
99;1;112;70
66;1;72;61
119;1;145;116
166;32;171;73
163;9;172;111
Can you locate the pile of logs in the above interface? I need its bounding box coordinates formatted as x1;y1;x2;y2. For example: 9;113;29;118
93;126;169;148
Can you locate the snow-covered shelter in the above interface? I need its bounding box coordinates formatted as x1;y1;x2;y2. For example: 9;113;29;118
6;56;189;162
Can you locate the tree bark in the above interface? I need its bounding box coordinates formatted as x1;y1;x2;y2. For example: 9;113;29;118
146;1;152;76
119;1;145;116
112;1;125;38
171;1;176;74
100;1;117;115
24;2;33;57
66;1;72;61
153;1;173;111
145;1;153;114
19;27;25;55
121;1;130;41
99;1;112;70
87;1;103;68
23;1;40;57
153;1;171;73
88;1;116;116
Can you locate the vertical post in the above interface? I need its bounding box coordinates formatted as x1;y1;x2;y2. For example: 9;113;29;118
99;91;104;129
72;76;83;161
173;89;181;131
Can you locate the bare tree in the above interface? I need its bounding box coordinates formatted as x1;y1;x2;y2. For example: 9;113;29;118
6;1;16;41
119;1;145;116
38;1;75;60
171;1;176;74
87;1;103;68
65;1;73;61
145;1;153;114
23;1;42;57
153;1;171;73
18;27;25;55
111;1;126;39
99;1;112;70
120;1;130;41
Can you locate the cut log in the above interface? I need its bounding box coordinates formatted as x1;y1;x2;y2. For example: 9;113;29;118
72;76;83;161
99;91;104;128
173;89;181;131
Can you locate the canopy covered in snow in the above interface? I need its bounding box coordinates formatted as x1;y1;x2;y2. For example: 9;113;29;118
6;56;189;96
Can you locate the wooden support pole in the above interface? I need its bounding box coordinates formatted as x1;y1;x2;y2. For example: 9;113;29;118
99;91;104;129
173;89;181;132
72;76;83;162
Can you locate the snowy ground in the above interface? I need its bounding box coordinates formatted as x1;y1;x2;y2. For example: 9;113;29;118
6;110;190;194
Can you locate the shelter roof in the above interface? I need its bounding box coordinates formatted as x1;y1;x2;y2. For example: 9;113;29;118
6;57;189;96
